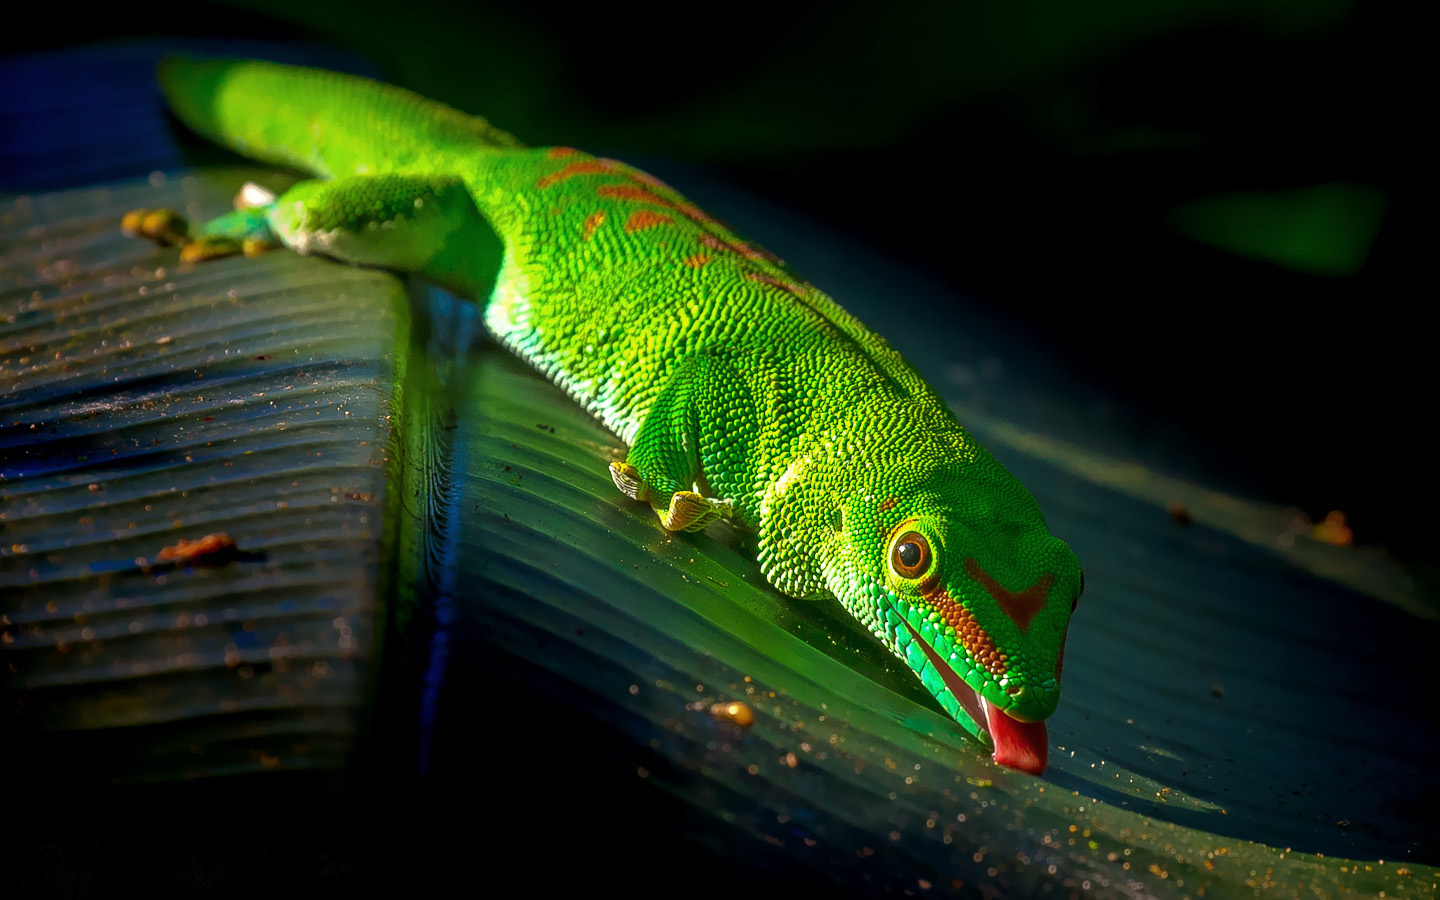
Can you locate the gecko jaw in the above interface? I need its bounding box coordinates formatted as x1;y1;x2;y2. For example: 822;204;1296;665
899;615;1049;775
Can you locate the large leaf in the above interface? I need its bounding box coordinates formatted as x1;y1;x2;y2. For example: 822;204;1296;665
1;169;405;784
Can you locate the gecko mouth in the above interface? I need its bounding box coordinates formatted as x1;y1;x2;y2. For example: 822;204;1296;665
899;617;1049;775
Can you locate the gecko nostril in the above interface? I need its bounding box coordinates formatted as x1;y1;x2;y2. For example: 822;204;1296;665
1006;683;1023;696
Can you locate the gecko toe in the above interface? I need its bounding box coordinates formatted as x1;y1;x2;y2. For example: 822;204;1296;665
122;208;189;247
179;237;244;263
658;490;727;532
609;461;648;501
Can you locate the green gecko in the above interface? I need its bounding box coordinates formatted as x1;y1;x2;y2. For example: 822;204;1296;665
124;57;1084;775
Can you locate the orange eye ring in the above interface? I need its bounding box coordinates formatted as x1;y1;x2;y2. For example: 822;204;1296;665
890;531;931;579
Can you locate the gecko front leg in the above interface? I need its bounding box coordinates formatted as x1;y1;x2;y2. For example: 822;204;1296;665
609;354;737;533
124;172;503;299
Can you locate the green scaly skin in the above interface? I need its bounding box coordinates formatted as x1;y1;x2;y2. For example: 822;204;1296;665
126;57;1084;774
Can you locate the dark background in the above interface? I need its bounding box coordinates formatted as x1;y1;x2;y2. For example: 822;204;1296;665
7;0;1423;570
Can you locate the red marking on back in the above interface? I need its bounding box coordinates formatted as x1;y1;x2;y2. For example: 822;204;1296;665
624;210;673;233
675;203;715;225
536;160;616;189
745;271;806;297
547;146;581;159
596;184;674;208
630;170;675;191
681;253;712;268
964;558;1054;632
696;229;773;264
582;211;606;241
594;180;781;268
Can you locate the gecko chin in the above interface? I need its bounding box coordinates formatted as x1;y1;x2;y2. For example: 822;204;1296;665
898;616;1049;775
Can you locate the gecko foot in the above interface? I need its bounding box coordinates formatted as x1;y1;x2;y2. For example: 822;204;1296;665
177;235;279;262
179;236;243;263
656;490;730;532
124;207;281;262
608;461;651;502
610;461;729;531
121;208;189;247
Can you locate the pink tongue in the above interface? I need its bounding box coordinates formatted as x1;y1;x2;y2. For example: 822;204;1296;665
984;702;1049;774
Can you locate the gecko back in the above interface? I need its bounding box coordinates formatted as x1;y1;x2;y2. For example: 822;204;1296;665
157;57;523;179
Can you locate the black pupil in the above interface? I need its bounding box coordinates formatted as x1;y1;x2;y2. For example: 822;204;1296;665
897;542;922;569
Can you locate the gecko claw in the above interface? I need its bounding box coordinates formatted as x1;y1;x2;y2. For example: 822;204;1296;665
657;489;729;532
121;208;189;247
241;236;281;257
179;237;244;263
609;460;649;502
610;462;728;531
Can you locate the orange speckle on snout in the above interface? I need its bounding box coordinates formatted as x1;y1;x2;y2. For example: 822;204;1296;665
924;586;1008;678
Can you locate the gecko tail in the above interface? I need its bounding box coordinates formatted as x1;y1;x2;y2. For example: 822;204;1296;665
156;56;524;178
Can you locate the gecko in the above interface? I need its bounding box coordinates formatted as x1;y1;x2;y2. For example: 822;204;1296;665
123;57;1084;775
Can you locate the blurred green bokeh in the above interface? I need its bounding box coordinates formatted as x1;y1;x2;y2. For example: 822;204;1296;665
1171;183;1386;276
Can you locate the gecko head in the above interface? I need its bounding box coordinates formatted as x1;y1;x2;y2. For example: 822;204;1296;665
826;462;1083;775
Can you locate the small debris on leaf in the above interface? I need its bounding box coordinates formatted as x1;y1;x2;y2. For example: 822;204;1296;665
710;701;755;729
155;533;242;566
1311;510;1353;546
1166;501;1193;526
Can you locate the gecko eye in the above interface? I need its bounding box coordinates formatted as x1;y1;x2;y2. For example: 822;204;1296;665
890;531;931;579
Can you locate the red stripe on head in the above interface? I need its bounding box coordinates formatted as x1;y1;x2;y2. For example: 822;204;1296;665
547;146;582;159
964;559;1053;632
681;253;711;268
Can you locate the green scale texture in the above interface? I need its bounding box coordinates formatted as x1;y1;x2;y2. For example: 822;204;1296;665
149;57;1084;766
